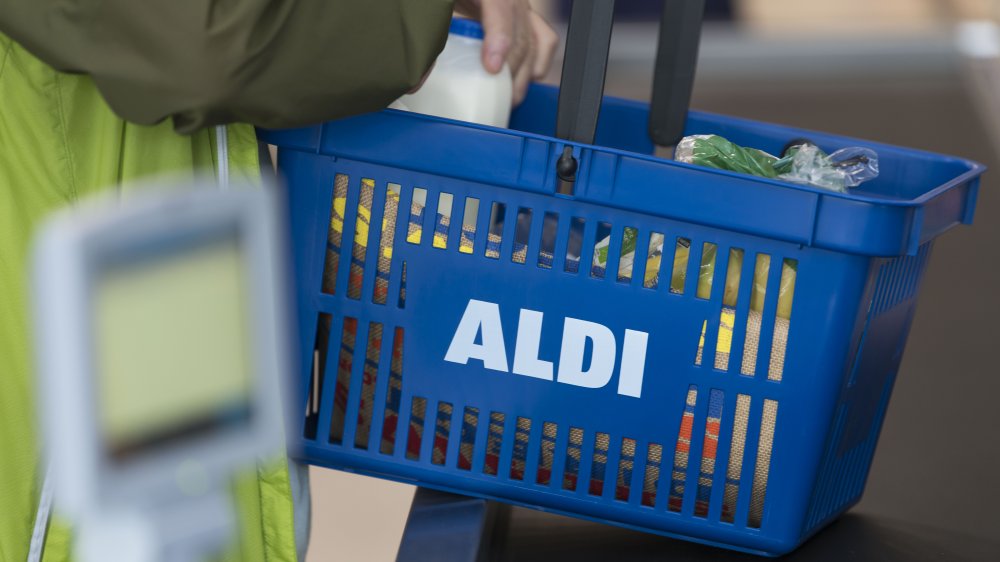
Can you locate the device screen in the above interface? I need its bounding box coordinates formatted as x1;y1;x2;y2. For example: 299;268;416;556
94;233;253;462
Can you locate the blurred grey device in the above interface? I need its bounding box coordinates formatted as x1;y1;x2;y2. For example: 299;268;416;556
31;181;292;562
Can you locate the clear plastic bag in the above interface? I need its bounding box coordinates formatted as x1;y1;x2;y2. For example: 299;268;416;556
675;134;879;193
774;144;879;193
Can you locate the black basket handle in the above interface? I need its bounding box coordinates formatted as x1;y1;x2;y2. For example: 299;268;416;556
649;0;706;147
554;0;705;189
555;0;616;147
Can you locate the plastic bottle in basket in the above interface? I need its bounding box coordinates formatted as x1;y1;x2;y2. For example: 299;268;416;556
396;17;513;128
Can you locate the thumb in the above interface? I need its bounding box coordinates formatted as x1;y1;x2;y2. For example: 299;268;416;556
479;0;514;74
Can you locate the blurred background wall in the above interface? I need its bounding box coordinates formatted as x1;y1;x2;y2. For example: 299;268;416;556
308;2;1000;559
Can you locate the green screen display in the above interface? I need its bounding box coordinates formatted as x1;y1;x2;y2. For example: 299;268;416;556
94;235;253;461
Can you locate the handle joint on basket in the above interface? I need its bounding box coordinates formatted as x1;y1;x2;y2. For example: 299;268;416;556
556;146;578;195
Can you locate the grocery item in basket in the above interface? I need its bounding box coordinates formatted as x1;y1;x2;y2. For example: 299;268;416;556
594;235;795;320
674;134;779;179
396;17;513;128
675;134;879;193
774;142;879;192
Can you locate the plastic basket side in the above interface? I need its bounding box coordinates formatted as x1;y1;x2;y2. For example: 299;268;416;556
801;243;934;536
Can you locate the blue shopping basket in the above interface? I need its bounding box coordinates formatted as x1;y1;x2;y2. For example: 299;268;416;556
259;10;985;557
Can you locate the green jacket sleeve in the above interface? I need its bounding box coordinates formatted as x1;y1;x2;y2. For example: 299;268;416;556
0;0;454;133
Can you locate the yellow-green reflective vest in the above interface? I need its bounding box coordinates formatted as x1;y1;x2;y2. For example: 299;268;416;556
1;35;299;562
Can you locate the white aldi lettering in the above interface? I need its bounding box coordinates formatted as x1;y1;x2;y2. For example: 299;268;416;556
443;300;509;372
444;299;649;398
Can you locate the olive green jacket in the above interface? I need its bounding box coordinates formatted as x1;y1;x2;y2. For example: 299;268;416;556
0;2;451;560
0;0;452;133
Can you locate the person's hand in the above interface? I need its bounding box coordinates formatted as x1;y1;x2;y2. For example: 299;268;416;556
454;0;559;105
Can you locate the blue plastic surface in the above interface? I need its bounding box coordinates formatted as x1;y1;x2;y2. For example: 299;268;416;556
259;84;984;556
449;17;485;40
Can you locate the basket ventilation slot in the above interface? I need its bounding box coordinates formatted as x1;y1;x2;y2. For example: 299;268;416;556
741;254;771;375
722;394;752;523
406;188;428;246
329;317;358;445
590;432;611;496
590;222;613;279
512;208;533;264
537;422;558;485
669;386;699;512
379;328;405;455
460;197;479;254
406;397;428;461
373;183;401;305
617;227;639;283
642;232;665;289
563;427;584;491
354;321;383;449
486;203;506;259
510;417;532;480
458;407;479;470
748;399;778;528
431;401;454;465
696;243;717;299
346;179;375;300
565;217;586;273
642;443;664;507
484;411;505;476
670;238;691;294
538;212;559;269
616;437;638;501
695;389;725;518
432;193;454;250
320;174;350;295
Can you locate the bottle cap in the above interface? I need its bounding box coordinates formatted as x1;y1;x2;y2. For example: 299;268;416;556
449;17;485;40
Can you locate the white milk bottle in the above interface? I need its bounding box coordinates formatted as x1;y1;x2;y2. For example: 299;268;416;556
396;17;513;128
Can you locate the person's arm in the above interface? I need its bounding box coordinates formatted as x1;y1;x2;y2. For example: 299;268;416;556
0;0;454;133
